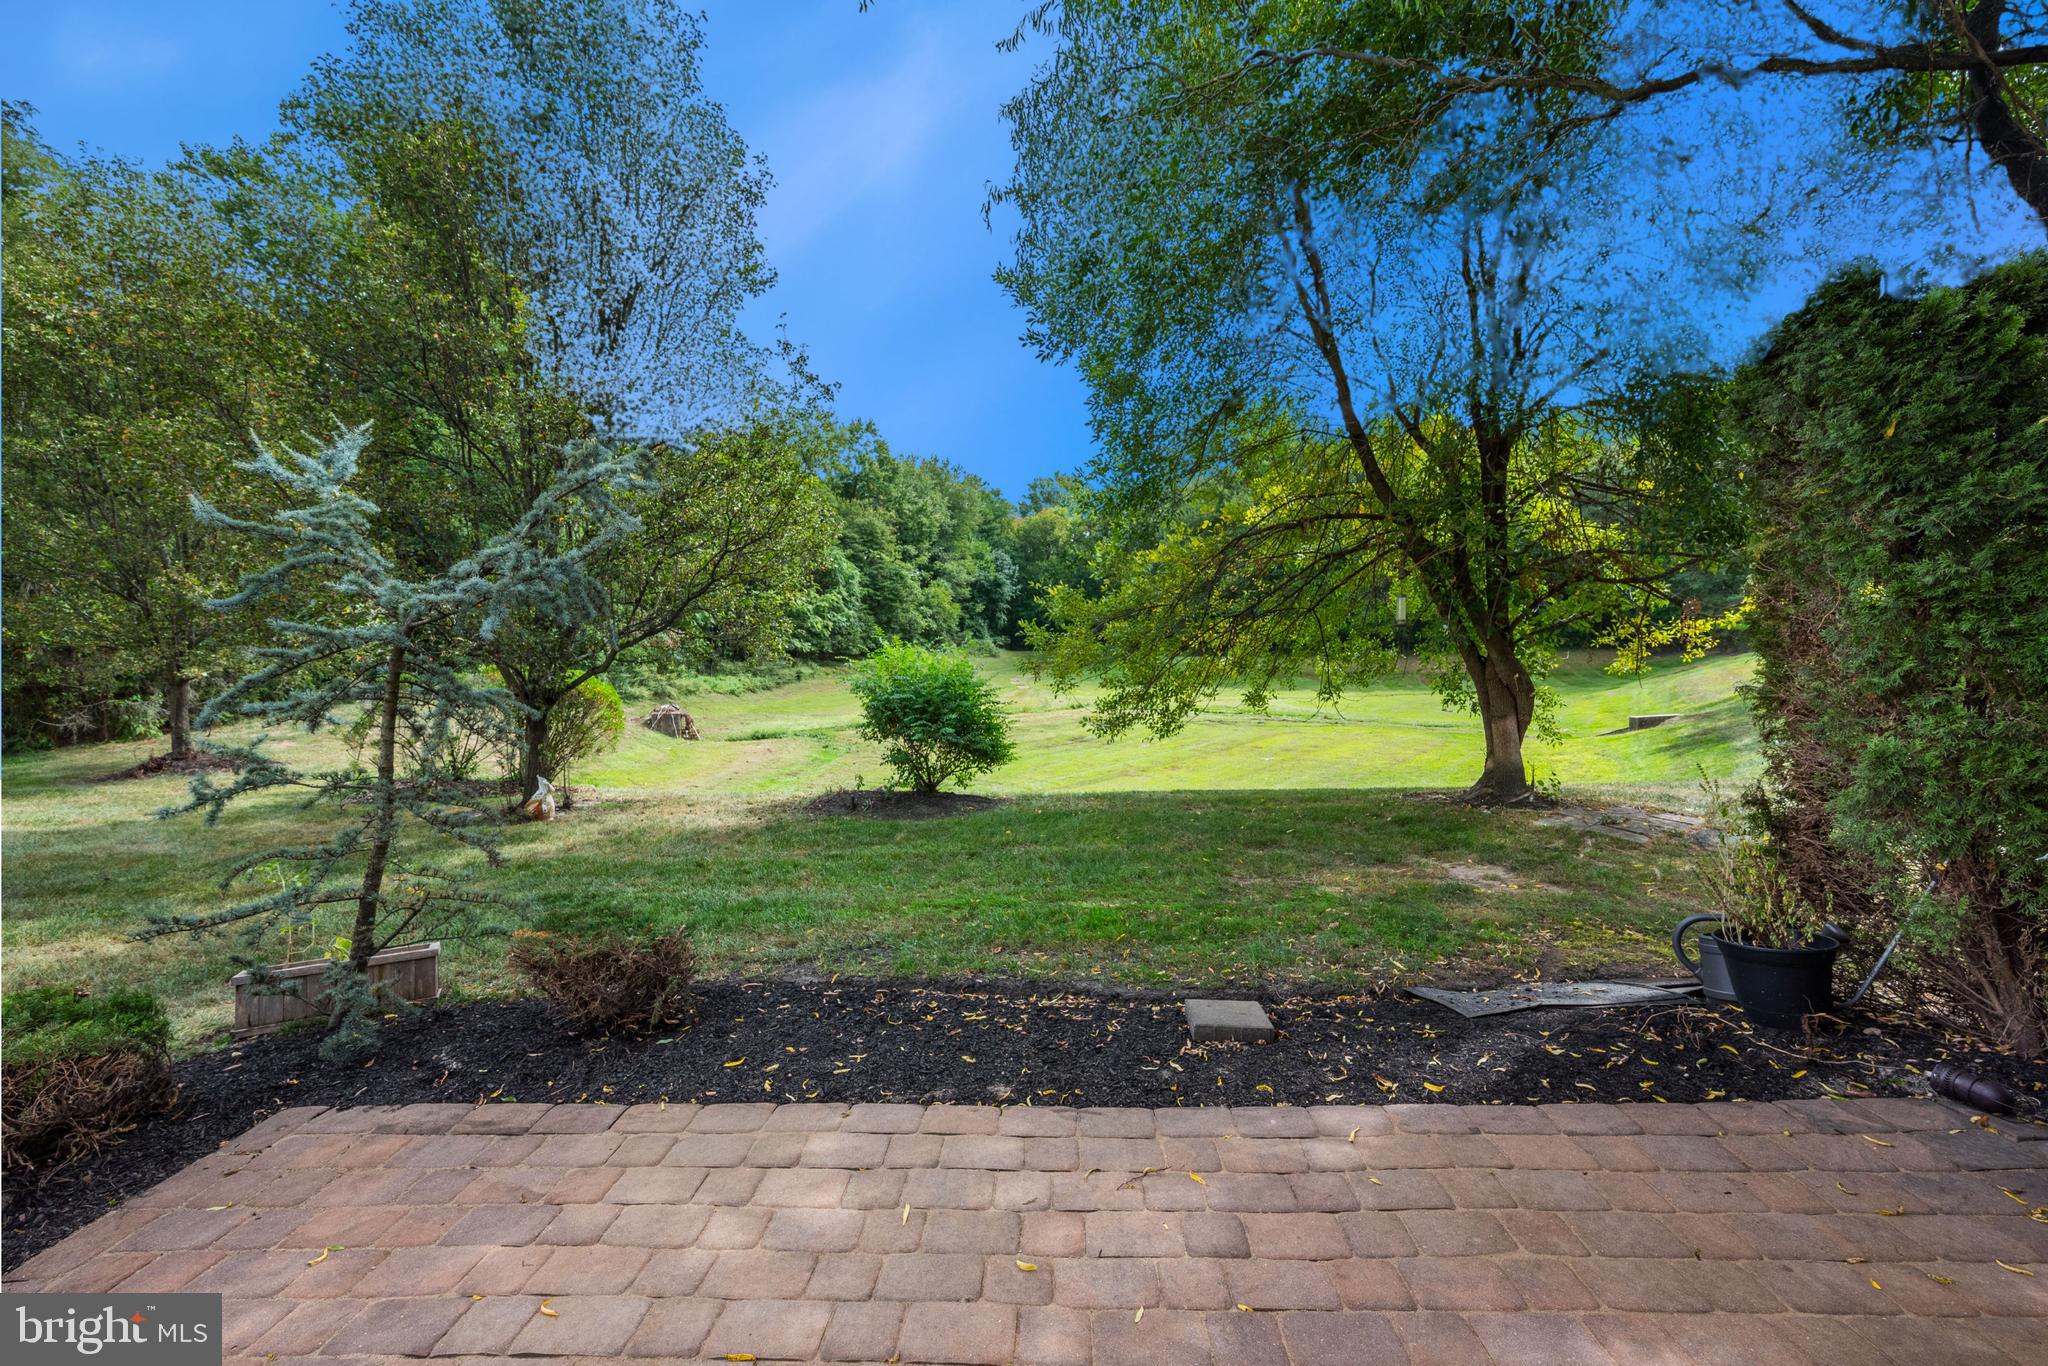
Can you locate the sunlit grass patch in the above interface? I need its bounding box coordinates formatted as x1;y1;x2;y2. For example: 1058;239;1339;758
2;651;1754;1047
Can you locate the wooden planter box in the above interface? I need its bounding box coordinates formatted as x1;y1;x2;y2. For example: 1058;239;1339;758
230;942;441;1039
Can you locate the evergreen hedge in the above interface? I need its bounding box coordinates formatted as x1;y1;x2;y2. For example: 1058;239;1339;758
1734;256;2048;1050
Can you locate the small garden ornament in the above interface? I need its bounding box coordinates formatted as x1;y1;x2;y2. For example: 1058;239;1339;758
522;776;557;822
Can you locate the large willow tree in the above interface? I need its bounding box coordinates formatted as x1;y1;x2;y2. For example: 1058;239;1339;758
186;0;830;787
998;4;1744;800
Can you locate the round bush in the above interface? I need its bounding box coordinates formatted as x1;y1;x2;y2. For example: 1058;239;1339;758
541;676;626;784
848;642;1015;793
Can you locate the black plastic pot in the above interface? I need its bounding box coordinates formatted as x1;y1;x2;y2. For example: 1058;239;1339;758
1711;932;1840;1028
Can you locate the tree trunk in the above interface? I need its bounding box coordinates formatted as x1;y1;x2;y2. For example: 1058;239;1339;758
519;709;553;800
1462;646;1537;803
340;642;406;1019
164;676;193;759
1963;1;2048;228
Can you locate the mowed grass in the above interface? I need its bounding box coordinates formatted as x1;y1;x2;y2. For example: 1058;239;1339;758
2;651;1757;1046
581;650;1758;807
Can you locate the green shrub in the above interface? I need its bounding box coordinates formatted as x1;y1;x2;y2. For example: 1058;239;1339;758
491;675;626;796
507;925;695;1035
1734;255;2048;1050
3;987;176;1171
2;986;171;1066
848;642;1015;793
542;676;625;786
1699;839;1828;951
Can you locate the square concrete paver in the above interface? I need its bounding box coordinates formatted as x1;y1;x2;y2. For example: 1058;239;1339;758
8;1097;2045;1362
1184;997;1277;1042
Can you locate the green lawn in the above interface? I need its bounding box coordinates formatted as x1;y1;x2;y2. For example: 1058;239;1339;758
1;650;1758;1046
583;649;1758;806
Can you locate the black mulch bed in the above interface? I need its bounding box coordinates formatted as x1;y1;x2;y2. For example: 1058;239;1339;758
6;979;2044;1270
801;788;1009;820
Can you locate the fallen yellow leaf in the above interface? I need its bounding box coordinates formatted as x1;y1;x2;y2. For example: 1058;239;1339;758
901;1204;911;1225
1235;1304;1253;1313
1187;1172;1206;1185
1860;1135;1893;1148
1134;1307;1144;1323
1996;1261;2035;1277
538;1300;558;1318
1422;1082;1445;1094
723;1059;744;1068
1016;1261;1038;1272
1346;1127;1359;1143
305;1247;336;1267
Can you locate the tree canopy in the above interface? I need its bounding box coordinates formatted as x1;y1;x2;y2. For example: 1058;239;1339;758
0;106;318;757
997;2;1746;798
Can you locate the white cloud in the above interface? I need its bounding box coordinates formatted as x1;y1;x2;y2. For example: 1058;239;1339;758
49;17;186;86
753;21;973;258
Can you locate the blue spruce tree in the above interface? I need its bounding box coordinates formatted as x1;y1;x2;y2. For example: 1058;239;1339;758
143;423;641;1058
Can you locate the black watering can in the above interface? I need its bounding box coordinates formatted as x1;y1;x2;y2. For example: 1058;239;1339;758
1671;914;1739;1002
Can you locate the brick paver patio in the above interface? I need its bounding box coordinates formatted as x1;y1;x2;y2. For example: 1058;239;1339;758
7;1099;2047;1363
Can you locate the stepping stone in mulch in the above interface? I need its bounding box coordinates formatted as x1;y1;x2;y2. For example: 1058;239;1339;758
1185;998;1275;1043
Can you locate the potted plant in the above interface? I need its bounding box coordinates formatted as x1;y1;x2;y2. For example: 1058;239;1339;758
1705;840;1841;1027
225;863;442;1039
229;942;442;1039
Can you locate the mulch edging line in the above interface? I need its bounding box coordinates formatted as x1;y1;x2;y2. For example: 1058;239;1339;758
101;750;242;782
799;788;1009;820
4;979;2041;1270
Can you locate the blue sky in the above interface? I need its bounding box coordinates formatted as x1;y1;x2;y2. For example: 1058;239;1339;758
1;1;1088;499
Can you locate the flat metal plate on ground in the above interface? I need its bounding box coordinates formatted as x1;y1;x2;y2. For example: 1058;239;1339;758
1408;980;1703;1019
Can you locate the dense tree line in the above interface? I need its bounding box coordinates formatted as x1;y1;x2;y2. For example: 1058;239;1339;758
788;431;1092;659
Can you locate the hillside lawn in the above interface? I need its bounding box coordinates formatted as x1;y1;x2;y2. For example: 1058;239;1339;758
2;650;1759;1046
